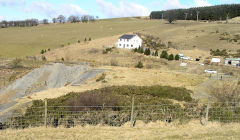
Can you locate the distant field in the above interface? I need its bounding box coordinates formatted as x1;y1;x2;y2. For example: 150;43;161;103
0;18;161;58
1;18;240;58
0;121;240;140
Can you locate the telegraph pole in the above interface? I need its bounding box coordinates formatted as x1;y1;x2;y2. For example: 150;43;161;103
197;11;200;22
185;13;188;21
226;13;229;24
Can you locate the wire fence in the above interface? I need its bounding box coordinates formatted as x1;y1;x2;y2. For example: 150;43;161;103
1;99;240;129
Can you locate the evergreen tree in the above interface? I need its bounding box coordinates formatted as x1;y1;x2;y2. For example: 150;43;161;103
154;50;158;56
160;50;168;59
175;54;180;60
168;54;174;61
136;61;144;68
144;48;151;55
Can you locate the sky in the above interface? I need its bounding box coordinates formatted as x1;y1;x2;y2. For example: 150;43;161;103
0;0;240;21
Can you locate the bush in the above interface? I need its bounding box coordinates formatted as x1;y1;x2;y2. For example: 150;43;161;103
96;73;106;82
11;58;22;68
102;48;113;54
210;49;228;56
160;50;168;59
48;48;51;51
84;38;87;42
110;59;118;66
41;56;47;61
136;61;143;68
78;40;80;43
175;54;180;60
89;37;91;41
61;57;64;62
40;50;45;54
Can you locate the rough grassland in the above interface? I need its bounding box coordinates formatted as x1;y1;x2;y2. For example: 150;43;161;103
1;18;240;58
0;18;161;58
0;121;239;140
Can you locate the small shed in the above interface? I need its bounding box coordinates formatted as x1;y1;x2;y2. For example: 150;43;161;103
211;58;221;63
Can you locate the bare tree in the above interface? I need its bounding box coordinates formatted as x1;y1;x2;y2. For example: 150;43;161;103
52;18;57;23
57;15;66;23
43;19;49;24
68;15;80;23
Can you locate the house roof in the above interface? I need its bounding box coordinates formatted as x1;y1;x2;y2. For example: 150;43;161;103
119;34;136;39
225;58;240;61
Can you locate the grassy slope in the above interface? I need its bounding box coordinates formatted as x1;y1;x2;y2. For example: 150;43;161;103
0;121;239;140
1;18;240;58
0;18;160;58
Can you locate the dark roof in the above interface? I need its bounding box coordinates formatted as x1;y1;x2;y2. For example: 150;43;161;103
119;34;136;39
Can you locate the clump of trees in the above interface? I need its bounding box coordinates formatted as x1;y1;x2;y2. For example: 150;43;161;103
210;49;228;56
0;19;39;28
160;50;179;61
150;4;240;21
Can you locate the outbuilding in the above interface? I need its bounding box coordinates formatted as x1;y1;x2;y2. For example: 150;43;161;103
225;58;240;66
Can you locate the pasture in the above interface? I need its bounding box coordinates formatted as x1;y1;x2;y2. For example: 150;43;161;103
1;18;240;58
0;18;160;58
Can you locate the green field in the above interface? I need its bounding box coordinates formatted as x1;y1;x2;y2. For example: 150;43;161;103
0;18;161;58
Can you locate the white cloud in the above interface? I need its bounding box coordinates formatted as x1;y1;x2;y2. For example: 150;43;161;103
0;0;25;6
194;0;211;7
0;15;6;21
26;1;86;18
96;0;150;18
162;0;187;10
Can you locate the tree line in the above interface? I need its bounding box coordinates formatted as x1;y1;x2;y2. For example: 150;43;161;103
0;15;98;28
150;4;240;21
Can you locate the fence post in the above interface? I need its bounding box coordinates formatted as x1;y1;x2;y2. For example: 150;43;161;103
205;100;210;126
44;98;48;128
130;96;135;127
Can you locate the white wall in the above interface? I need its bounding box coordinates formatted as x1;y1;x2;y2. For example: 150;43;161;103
117;36;142;49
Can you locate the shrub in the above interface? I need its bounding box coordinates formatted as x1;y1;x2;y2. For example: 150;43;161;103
77;40;80;43
168;54;174;61
160;50;168;59
96;73;106;82
110;59;118;66
48;48;51;51
136;61;143;68
89;37;91;41
84;38;87;42
11;58;22;68
41;56;47;61
175;54;180;60
40;50;45;54
102;48;113;54
210;49;228;56
61;57;64;62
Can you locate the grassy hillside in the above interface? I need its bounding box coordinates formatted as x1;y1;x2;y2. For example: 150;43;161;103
0;18;160;58
1;17;240;58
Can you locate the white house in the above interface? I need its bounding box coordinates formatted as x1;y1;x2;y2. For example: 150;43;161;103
116;34;142;49
211;58;221;63
225;58;240;66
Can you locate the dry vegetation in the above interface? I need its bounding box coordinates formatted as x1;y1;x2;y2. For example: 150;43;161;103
0;121;240;140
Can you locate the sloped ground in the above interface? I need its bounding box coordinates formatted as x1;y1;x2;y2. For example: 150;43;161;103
0;120;239;140
0;63;105;121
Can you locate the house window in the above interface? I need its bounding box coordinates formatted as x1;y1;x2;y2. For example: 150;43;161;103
127;39;129;42
131;45;133;47
119;44;121;46
127;44;129;47
120;39;122;41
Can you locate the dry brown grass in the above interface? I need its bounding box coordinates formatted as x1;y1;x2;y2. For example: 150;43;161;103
0;120;240;140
